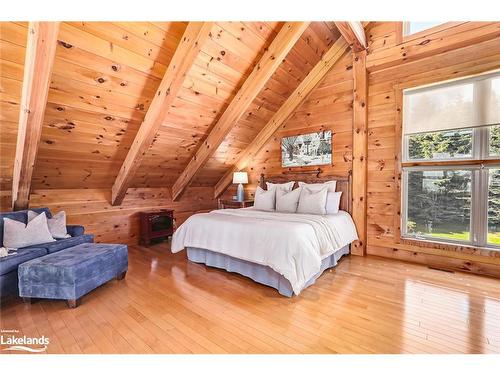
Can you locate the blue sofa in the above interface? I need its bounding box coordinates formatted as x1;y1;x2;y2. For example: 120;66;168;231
0;207;94;297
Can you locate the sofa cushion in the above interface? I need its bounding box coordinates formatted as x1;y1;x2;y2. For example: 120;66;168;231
21;234;94;254
3;212;56;249
0;248;47;276
0;207;52;246
28;210;71;239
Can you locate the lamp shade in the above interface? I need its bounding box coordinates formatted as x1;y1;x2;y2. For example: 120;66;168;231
232;171;248;184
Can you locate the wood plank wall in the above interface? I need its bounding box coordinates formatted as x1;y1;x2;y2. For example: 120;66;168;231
222;52;354;200
365;22;500;276
1;187;217;245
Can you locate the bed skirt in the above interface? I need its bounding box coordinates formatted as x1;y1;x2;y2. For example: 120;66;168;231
186;245;350;297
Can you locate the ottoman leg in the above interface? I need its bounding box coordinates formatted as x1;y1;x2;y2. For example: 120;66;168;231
117;271;127;280
67;298;80;309
23;297;34;304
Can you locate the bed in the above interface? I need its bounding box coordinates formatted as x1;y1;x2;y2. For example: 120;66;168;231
171;170;358;296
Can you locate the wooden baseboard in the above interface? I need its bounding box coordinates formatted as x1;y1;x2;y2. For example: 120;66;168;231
367;245;500;278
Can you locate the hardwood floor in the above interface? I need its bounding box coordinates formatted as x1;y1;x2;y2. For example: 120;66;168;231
1;243;500;354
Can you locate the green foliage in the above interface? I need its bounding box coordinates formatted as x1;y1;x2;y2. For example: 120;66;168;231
407;126;500;242
408;129;472;159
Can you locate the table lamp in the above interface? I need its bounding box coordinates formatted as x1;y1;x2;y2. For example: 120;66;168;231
232;171;248;202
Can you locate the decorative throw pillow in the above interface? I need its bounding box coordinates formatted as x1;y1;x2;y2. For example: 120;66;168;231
325;191;343;214
298;180;337;193
276;187;302;213
297;187;328;215
28;210;71;239
3;212;56;249
266;181;295;193
254;186;276;211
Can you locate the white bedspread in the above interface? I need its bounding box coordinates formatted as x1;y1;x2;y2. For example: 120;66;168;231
171;208;358;295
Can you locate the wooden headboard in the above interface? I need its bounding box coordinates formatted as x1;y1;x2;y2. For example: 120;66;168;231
259;168;352;213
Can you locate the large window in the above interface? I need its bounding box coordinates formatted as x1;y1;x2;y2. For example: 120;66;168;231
402;71;500;249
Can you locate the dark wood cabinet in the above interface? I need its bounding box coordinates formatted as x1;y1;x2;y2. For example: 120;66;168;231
139;210;175;246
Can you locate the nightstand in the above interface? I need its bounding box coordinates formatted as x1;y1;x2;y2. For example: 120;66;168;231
219;199;254;209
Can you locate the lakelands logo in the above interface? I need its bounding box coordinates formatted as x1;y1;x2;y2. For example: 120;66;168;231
1;329;49;353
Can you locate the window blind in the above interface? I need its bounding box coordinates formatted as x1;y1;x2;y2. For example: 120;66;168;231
403;72;500;135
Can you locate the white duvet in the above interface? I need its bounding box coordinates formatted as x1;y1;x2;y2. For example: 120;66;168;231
171;208;358;295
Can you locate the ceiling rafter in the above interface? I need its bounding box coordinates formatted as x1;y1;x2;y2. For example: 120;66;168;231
111;22;213;206
334;22;367;52
171;22;310;201
12;22;60;210
214;36;350;198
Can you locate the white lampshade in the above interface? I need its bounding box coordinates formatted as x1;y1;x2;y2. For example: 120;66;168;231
232;171;248;184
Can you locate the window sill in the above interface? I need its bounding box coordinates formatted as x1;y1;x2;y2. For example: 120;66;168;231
401;236;500;254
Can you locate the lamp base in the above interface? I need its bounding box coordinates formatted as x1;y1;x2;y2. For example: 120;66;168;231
236;183;245;202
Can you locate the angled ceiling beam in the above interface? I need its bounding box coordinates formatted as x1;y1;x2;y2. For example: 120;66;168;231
111;22;213;206
172;22;310;201
334;22;367;52
12;22;60;210
214;36;350;198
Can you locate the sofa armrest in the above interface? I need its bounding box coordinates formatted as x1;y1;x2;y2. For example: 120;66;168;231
66;225;85;237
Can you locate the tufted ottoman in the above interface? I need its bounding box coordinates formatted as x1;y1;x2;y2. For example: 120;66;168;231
18;243;128;308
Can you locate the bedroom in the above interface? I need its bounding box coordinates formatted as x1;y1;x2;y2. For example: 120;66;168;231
1;0;500;371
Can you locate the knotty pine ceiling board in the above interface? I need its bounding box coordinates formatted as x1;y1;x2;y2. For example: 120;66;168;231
0;22;27;191
192;22;341;186
130;21;283;188
30;21;187;189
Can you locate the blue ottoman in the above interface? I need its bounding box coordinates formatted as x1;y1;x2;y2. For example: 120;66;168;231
18;243;128;308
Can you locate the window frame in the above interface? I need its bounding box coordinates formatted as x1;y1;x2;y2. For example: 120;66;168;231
401;164;498;248
399;70;500;251
397;22;466;44
402;22;444;37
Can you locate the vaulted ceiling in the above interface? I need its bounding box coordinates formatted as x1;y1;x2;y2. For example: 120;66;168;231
0;21;352;204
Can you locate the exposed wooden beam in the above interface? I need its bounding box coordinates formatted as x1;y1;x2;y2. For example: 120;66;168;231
111;22;213;206
334;22;367;52
366;22;500;72
351;50;368;256
214;37;350;198
12;22;60;210
171;22;310;201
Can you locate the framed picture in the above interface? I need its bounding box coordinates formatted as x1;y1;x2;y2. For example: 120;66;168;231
281;130;332;168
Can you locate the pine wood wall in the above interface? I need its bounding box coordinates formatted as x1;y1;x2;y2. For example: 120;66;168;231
1;187;216;245
365;22;500;275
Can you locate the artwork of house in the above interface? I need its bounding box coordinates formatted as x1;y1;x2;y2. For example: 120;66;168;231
281;130;332;167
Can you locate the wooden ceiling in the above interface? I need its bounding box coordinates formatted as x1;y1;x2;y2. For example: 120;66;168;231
0;21;344;200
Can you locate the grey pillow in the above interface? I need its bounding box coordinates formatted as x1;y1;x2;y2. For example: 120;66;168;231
254;186;276;211
28;210;71;239
276;187;301;213
266;181;295;193
3;212;56;249
298;180;337;193
297;187;328;215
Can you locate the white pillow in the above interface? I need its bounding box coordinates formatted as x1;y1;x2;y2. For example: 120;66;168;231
266;181;295;192
298;180;337;193
326;191;342;214
276;187;301;213
28;210;71;239
297;187;328;215
3;212;56;249
254;186;276;211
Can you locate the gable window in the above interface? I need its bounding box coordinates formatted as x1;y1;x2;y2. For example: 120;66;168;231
401;71;500;249
403;22;443;36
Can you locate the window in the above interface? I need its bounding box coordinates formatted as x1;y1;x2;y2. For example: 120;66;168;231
403;22;443;36
402;71;500;249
